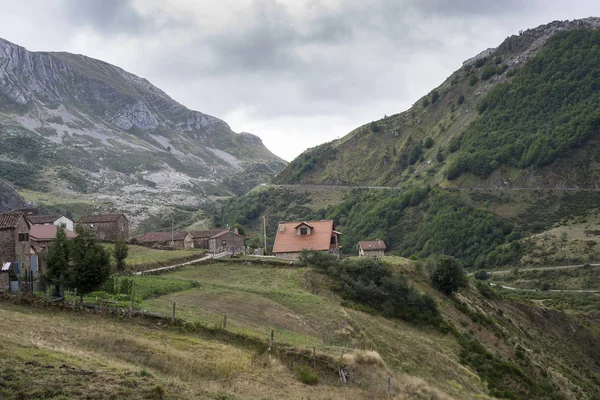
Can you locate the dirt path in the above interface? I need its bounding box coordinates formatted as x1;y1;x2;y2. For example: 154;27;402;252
485;263;600;275
133;252;230;275
488;282;600;293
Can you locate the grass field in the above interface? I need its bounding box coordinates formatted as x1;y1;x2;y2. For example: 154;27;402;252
101;244;206;267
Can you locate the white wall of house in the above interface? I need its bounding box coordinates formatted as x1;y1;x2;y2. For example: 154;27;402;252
54;216;74;231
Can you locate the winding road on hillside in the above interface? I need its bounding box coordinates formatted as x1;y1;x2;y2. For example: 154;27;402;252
262;184;600;191
488;282;600;293
133;252;231;275
484;263;600;275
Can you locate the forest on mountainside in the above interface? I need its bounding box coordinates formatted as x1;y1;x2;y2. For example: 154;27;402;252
447;29;600;179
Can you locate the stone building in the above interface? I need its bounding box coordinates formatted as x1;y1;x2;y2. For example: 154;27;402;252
0;212;33;274
358;239;387;258
208;229;246;254
137;231;194;249
189;229;228;249
77;214;129;242
272;220;341;260
27;214;74;231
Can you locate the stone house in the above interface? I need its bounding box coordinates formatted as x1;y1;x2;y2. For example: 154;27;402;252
77;214;129;242
27;214;74;231
189;229;228;249
0;212;33;275
358;239;386;258
208;230;246;254
137;231;194;249
272;220;341;260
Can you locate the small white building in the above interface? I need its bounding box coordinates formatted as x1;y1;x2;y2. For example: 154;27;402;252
358;239;386;258
27;214;74;232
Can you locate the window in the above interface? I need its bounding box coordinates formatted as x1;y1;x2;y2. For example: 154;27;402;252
330;235;336;245
300;227;308;235
18;233;29;242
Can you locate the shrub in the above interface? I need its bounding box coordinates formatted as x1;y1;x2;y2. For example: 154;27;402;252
295;366;319;385
429;256;468;295
469;75;478;86
431;90;440;104
423;137;434;148
474;270;490;280
481;65;498;80
457;94;465;105
474;57;487;68
422;97;430;107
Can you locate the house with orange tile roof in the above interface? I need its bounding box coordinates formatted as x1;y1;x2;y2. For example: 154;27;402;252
272;220;341;260
358;239;386;258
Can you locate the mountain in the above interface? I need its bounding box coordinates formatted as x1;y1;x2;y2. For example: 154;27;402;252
221;18;600;267
0;38;286;227
273;18;600;189
0;180;27;212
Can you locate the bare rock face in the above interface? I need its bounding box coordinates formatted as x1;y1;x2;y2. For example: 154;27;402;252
0;38;286;226
0;181;27;213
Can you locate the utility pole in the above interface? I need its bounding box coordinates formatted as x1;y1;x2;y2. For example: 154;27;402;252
171;216;174;249
263;215;267;255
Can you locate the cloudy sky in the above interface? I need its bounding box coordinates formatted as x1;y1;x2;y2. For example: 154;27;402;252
0;1;597;161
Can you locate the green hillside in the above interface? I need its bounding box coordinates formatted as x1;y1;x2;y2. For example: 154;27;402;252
273;27;600;189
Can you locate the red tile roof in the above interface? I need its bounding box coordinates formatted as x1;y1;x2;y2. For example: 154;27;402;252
358;240;387;251
137;231;191;243
210;230;245;239
78;214;127;223
30;225;77;241
0;212;28;230
272;220;340;254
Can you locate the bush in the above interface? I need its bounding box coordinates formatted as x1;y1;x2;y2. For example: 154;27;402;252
475;281;499;299
457;94;465;105
429;256;468;295
296;366;319;385
431;90;440;104
481;65;498;80
301;251;441;325
469;75;478;86
474;270;490;281
422;97;430;107
423;137;434;148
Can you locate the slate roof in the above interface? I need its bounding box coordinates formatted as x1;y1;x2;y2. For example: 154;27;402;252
188;229;228;239
27;214;64;224
358;240;387;251
30;225;77;241
137;231;191;243
78;214;127;223
0;212;28;230
210;230;245;239
272;220;340;254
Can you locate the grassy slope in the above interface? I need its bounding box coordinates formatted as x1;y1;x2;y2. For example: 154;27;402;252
4;256;600;398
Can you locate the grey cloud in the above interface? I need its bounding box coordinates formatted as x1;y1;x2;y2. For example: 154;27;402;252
63;0;149;34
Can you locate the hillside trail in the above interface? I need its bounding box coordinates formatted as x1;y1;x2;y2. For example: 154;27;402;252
264;184;600;191
133;252;231;275
485;263;600;275
488;282;600;293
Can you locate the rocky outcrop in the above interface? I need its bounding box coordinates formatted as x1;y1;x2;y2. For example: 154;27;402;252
0;181;27;213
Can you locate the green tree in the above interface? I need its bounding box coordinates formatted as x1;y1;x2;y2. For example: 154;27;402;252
69;225;111;301
233;223;246;236
431;90;440;104
113;241;129;273
43;225;70;297
457;94;465;105
429;256;468;295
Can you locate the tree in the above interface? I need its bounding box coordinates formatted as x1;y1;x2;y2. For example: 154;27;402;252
233;223;246;236
113;241;129;273
69;225;111;301
43;225;70;297
429;255;468;295
457;94;465;105
431;90;440;104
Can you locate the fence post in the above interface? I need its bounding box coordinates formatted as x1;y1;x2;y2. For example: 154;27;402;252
171;302;176;323
72;288;77;310
223;314;227;330
387;377;391;397
312;347;317;369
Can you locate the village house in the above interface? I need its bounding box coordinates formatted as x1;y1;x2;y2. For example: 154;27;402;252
27;214;74;231
30;225;77;253
272;220;341;260
189;229;246;253
0;212;33;277
358;239;387;258
137;231;194;249
189;229;228;249
77;214;129;242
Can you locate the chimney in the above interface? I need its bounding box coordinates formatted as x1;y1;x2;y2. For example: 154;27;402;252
278;221;286;232
233;227;239;235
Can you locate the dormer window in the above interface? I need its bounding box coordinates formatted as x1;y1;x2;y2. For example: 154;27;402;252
300;227;308;235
